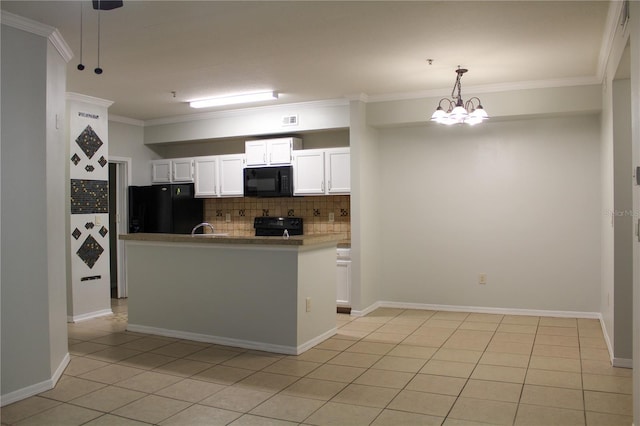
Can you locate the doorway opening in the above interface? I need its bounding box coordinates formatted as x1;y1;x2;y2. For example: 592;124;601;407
108;157;131;299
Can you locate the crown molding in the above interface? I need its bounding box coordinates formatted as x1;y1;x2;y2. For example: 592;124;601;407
366;75;602;104
66;92;114;108
145;98;349;127
345;93;370;103
597;0;626;81
109;115;145;127
1;11;73;63
49;29;73;63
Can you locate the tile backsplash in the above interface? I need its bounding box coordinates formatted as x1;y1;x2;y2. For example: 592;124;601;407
204;195;350;239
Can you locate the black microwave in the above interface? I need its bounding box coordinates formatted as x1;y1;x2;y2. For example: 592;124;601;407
243;165;293;197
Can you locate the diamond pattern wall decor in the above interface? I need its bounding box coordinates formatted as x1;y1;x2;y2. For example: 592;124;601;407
75;125;103;159
85;165;95;172
76;235;104;269
71;153;81;166
98;156;107;167
72;228;82;240
99;226;108;237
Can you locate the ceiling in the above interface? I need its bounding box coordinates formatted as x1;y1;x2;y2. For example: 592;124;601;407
1;1;613;122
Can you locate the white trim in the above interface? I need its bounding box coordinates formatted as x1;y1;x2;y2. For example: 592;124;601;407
0;353;69;407
1;11;73;63
48;30;73;63
297;328;337;354
127;323;335;355
108;158;131;299
367;76;602;104
612;358;633;369
597;0;626;81
144;98;349;127
109;156;132;190
1;10;55;38
66;92;114;108
352;300;601;319
51;353;70;390
350;301;382;317
109;115;145;127
600;312;615;364
67;309;113;323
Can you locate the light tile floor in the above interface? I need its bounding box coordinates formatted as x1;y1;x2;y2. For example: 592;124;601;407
1;300;634;425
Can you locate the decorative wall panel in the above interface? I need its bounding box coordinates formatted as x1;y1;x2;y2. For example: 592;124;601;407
67;93;112;321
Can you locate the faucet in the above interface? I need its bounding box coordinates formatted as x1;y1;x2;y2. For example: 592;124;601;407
191;222;215;236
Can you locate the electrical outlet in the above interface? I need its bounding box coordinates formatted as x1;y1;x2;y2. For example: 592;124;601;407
328;212;335;223
306;297;312;312
95;215;102;225
225;213;231;223
479;273;487;285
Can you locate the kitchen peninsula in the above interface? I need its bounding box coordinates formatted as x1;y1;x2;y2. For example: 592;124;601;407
120;233;345;355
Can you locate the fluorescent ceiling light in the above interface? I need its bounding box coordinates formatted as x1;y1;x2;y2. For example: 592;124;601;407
189;91;278;109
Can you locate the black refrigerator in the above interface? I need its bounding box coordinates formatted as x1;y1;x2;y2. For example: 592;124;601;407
128;184;204;234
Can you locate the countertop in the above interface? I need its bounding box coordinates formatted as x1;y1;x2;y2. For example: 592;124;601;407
120;232;347;247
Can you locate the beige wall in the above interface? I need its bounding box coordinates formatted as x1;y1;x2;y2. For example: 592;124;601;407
376;114;602;313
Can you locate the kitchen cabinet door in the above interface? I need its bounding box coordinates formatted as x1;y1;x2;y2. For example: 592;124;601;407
268;138;295;165
219;154;245;197
151;160;172;183
326;148;350;194
293;150;325;195
245;138;302;166
194;156;218;197
172;158;195;182
245;141;268;166
337;259;351;307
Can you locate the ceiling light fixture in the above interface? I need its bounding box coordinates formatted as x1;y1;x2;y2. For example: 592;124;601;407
431;67;489;125
189;91;278;109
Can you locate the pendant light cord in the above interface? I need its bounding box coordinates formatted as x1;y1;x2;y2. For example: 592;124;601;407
97;9;100;68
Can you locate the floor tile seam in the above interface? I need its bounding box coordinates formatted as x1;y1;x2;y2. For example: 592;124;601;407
61;390;151;415
1;396;65;425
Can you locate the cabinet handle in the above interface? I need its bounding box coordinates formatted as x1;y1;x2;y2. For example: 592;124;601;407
321;181;324;192
263;153;267;163
328;180;331;191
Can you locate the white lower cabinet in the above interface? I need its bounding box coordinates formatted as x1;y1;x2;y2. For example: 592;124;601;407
336;248;351;307
194;154;245;198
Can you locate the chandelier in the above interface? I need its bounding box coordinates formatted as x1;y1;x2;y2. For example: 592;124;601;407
431;67;489;125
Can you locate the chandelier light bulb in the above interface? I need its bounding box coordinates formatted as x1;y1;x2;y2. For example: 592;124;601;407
430;68;489;125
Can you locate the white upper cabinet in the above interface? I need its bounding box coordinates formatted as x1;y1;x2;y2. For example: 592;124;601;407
194;156;219;197
293;147;350;196
194;154;245;198
325;148;350;194
172;158;195;182
293;149;325;195
151;160;172;183
245;137;302;166
152;158;194;183
218;154;245;197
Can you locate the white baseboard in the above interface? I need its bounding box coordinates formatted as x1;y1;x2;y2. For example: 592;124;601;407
600;314;615;364
296;328;337;354
350;301;381;317
0;352;69;407
127;323;335;355
67;309;113;323
354;300;601;319
612;358;633;368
